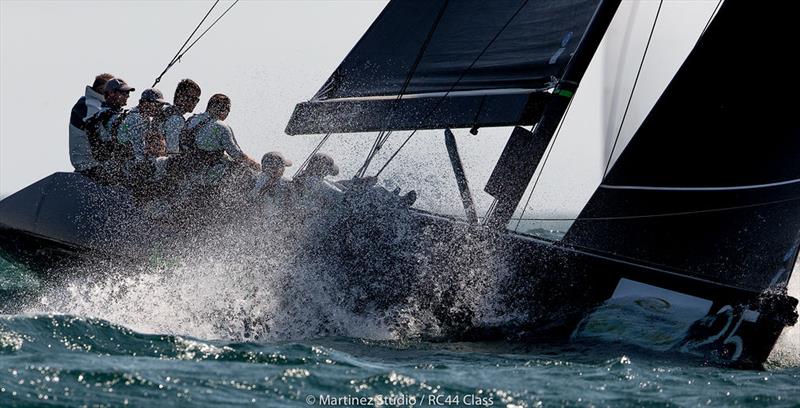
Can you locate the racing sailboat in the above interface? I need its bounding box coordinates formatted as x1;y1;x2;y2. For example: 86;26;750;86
0;0;797;368
284;0;800;368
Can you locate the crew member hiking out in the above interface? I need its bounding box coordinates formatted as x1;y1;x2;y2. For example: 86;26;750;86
250;151;293;207
161;79;202;155
116;88;168;192
291;153;344;214
69;73;114;178
84;77;134;183
118;88;169;161
184;93;261;189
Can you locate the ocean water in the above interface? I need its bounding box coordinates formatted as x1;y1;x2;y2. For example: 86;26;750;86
1;234;799;407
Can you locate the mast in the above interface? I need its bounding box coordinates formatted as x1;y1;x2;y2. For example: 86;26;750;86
485;0;621;229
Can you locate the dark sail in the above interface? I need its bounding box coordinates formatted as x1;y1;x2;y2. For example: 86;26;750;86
286;0;601;135
563;0;800;291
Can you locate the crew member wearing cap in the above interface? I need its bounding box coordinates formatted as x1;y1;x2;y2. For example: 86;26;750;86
186;93;261;173
250;151;293;202
117;88;168;162
110;88;169;193
293;153;339;184
84;77;135;182
291;153;344;209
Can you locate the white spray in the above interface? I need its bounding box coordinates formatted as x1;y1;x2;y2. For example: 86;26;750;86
26;200;507;342
768;261;800;367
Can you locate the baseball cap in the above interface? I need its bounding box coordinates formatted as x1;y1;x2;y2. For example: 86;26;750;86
261;151;293;169
307;153;339;177
104;78;135;93
140;88;167;104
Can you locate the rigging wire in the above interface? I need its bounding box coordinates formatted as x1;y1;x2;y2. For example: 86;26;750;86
178;1;240;69
512;97;575;232
355;134;382;178
374;0;532;178
482;198;498;226
354;0;450;179
374;130;418;177
293;133;332;177
701;0;724;35
355;130;392;178
601;0;663;178
153;0;219;87
355;132;380;178
152;0;239;87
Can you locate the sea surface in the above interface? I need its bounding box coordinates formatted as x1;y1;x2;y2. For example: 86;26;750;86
1;255;799;407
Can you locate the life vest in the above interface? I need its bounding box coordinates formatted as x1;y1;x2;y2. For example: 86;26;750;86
112;133;136;163
153;104;181;155
180;116;225;168
144;124;166;158
85;109;129;162
159;105;182;125
178;115;208;154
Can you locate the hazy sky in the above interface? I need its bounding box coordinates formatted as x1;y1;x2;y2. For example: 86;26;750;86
0;0;721;228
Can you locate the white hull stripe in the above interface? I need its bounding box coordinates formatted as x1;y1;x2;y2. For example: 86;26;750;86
600;177;800;192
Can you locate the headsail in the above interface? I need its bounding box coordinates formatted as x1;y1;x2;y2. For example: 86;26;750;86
564;0;800;292
286;0;602;135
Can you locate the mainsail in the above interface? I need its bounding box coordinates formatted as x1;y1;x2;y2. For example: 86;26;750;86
564;0;800;292
286;0;602;135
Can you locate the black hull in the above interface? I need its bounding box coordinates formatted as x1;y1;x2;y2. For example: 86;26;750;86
0;173;796;369
394;213;798;369
0;226;88;276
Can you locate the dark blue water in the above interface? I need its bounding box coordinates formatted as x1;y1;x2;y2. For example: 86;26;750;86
2;256;799;407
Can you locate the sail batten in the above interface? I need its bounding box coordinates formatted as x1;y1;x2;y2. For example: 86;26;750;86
286;0;602;135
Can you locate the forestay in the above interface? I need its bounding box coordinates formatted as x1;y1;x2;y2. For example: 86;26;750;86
286;0;601;135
